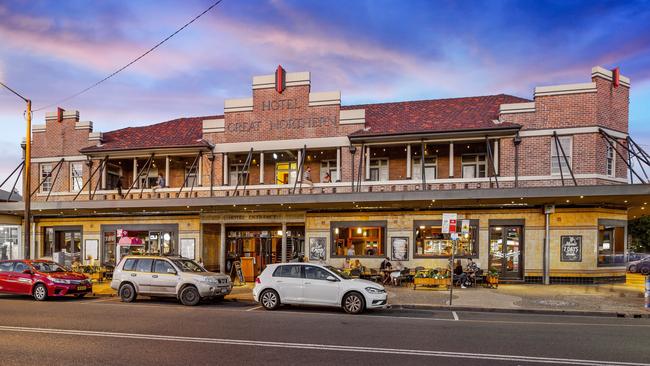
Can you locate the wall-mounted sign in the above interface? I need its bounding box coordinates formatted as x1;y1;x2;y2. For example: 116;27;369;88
560;235;582;262
390;237;408;261
461;220;470;235
309;237;326;261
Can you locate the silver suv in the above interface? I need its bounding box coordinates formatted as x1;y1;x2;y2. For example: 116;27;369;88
111;255;232;306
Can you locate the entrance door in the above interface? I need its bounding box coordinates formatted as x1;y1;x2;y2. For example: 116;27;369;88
489;226;523;280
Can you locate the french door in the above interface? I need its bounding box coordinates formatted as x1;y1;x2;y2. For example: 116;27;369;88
488;226;524;280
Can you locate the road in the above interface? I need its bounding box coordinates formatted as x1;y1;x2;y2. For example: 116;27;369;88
0;294;648;365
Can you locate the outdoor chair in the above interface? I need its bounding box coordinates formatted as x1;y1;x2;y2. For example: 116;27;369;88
349;268;362;278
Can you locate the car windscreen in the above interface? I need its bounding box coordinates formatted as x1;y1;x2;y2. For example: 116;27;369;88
31;262;68;273
324;265;350;280
170;259;206;272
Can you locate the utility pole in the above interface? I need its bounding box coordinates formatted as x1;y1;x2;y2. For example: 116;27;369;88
0;81;32;259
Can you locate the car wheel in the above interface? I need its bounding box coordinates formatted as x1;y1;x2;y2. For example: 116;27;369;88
260;289;280;310
628;265;637;273
343;292;365;314
119;283;137;303
33;284;48;301
180;286;201;306
641;266;650;275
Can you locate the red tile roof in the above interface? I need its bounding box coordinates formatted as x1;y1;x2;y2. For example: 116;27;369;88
80;115;221;153
343;94;529;137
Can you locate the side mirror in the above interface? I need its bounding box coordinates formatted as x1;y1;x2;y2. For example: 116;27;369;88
22;269;33;275
326;275;338;282
167;268;177;275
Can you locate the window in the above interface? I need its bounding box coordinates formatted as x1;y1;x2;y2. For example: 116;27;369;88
320;160;337;182
551;136;573;175
305;266;333;280
273;265;302;278
461;154;486;178
153;260;175;274
40;164;53;193
123;259;138;271
598;223;626;266
331;221;386;257
606;145;615;177
0;262;13;272
184;166;199;187
106;164;122;190
414;220;478;258
70;162;83;192
0;225;20;260
368;159;388;181
13;262;30;273
228;164;249;186
43;228;54;257
412;157;437;180
135;258;153;272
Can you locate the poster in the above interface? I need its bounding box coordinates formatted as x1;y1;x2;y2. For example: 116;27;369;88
461;220;470;234
180;238;196;259
391;237;408;261
560;235;582;262
442;213;457;233
309;237;326;261
84;239;99;264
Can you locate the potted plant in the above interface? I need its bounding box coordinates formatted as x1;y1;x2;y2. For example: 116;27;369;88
486;267;499;288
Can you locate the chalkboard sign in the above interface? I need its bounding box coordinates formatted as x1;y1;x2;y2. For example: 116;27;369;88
560;236;582;262
231;261;245;285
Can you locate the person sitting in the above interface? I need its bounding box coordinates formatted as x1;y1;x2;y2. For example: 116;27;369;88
380;257;392;271
323;172;332;183
465;258;480;286
152;173;166;192
454;260;469;288
343;257;352;269
351;259;362;270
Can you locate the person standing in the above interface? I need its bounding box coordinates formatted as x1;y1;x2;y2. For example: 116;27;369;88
302;166;313;186
116;176;124;198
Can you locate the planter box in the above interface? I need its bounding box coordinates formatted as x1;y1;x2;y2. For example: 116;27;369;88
413;277;450;290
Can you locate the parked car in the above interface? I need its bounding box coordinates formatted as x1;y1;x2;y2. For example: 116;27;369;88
111;255;232;306
0;260;92;301
253;263;387;314
627;256;650;275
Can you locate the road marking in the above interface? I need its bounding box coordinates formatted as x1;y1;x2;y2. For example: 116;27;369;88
0;325;646;366
452;311;459;321
246;306;262;312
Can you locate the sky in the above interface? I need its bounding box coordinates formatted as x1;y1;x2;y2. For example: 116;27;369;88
1;0;650;189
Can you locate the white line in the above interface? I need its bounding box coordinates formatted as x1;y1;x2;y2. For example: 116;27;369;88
246;306;262;312
0;325;646;366
452;311;459;321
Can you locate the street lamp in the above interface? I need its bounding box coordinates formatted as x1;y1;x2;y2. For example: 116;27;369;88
0;81;32;259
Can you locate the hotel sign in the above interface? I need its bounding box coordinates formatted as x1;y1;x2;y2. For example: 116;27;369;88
226;115;338;133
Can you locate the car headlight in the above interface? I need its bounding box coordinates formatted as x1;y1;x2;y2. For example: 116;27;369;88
200;276;218;283
365;287;386;294
49;277;70;284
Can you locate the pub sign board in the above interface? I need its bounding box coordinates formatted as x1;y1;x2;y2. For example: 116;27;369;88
560;235;582;262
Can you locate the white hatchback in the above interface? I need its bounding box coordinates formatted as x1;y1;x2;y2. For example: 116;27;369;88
253;263;387;314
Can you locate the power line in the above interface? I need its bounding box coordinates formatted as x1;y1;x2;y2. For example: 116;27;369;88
34;0;224;112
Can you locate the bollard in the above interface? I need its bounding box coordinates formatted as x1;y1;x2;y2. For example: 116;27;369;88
646;275;650;310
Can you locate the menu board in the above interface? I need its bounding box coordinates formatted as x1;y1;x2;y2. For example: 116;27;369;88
560;236;582;262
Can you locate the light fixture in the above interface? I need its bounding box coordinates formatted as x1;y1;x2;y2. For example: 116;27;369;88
273;153;278;160
334;228;339;234
579;195;584;199
356;227;362;234
277;230;283;236
566;199;570;203
495;227;502;231
419;225;425;229
163;233;171;241
624;200;628;203
363;231;368;237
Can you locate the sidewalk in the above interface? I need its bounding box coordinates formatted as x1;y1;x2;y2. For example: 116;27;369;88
91;276;649;316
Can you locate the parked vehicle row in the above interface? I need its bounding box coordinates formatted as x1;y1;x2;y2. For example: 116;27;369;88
627;256;650;275
1;257;388;314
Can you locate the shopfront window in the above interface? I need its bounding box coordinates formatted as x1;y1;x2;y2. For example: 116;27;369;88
42;227;82;265
331;221;386;257
0;225;20;260
414;220;478;258
598;223;626;266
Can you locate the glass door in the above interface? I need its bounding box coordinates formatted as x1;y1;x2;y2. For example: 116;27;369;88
489;226;523;280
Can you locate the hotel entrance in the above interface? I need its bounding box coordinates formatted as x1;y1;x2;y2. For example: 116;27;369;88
488;225;524;280
225;225;304;280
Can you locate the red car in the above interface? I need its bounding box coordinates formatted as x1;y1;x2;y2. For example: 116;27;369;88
0;260;92;301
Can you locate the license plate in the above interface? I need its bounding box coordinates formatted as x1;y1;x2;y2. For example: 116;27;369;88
77;286;87;291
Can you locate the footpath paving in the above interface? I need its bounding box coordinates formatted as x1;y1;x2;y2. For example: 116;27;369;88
92;274;649;317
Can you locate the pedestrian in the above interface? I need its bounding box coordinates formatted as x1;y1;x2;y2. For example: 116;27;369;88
346;244;355;257
153;172;166;192
302;166;313;186
116;176;124;198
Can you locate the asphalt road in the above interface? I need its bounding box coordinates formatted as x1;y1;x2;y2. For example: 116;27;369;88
0;294;649;366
